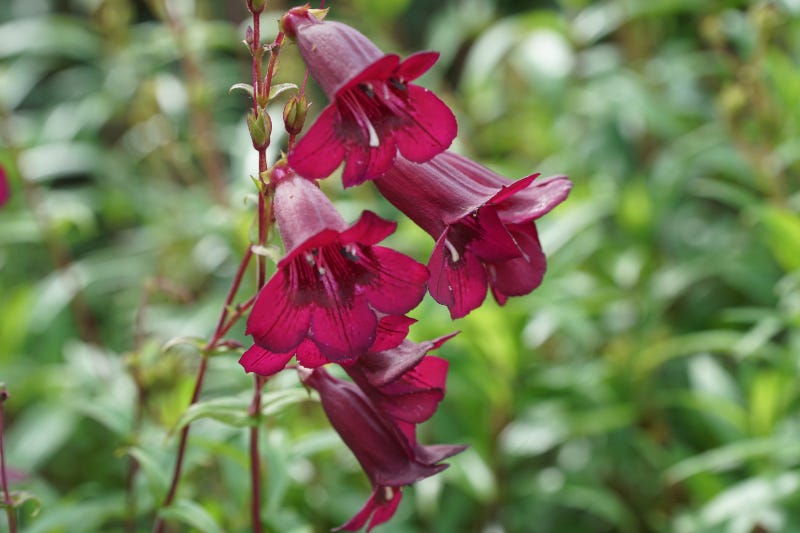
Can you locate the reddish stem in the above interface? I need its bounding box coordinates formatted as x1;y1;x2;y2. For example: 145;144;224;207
248;376;265;532
1;390;17;533
153;249;254;533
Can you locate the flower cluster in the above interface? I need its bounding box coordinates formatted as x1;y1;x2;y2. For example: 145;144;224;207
240;5;571;530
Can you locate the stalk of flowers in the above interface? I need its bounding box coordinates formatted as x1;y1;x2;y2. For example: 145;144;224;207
374;151;572;318
281;5;457;187
241;166;429;376
298;335;465;532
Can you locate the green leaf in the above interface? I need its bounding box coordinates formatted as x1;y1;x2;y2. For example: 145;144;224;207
665;437;800;483
161;336;206;356
260;387;310;417
757;206;800;272
228;83;254;98
158;499;225;533
173;396;251;431
172;388;309;432
122;446;169;497
0;490;41;517
268;82;298;102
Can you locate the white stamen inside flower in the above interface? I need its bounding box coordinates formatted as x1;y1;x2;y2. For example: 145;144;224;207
383;486;394;501
317;266;326;276
366;119;380;148
304;252;315;264
444;239;460;262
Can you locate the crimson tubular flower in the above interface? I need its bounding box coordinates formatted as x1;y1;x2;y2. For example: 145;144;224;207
300;363;464;532
375;152;572;319
282;6;457;187
241;168;428;375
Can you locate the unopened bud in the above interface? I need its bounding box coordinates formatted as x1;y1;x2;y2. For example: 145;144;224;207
247;108;272;149
283;95;309;136
280;5;328;39
245;26;254;46
246;0;266;14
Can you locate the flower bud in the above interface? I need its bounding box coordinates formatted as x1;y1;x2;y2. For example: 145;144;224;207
247;108;272;149
282;94;309;136
280;5;328;39
245;26;254;46
246;0;265;14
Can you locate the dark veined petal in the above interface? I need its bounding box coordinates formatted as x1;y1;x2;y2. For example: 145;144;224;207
246;270;311;353
361;246;429;315
288;105;347;180
393;84;457;164
378;356;449;423
428;233;487;319
238;344;294;377
356;333;455;387
342;136;398;188
459;206;522;262
309;294;377;360
370;315;417;353
488;223;547;305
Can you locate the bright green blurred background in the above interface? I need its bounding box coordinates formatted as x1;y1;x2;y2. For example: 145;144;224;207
2;0;800;531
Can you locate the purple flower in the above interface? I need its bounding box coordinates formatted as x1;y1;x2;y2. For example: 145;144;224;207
242;169;428;374
375;152;572;318
300;363;464;532
282;6;457;188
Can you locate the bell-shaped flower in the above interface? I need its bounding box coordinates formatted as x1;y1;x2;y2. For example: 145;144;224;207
300;365;464;532
375;152;572;318
243;169;428;375
282;6;457;187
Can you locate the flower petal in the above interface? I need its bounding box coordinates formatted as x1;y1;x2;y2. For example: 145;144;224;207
334;487;403;533
337;54;401;95
341;136;397;188
366;487;403;532
361;246;429;315
309;294;377;360
370;315;417;353
428;233;487;319
288;105;347;180
341;210;396;246
495;174;573;224
488;223;547;305
239;344;294;377
295;339;328;368
246;271;311;353
397;51;439;81
458;206;522;262
394;85;457;163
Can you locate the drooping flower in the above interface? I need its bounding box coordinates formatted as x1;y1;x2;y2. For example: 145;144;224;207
375;152;572;319
282;6;457;187
300;364;464;532
242;168;428;374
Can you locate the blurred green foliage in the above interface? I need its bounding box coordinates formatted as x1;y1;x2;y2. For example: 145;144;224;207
2;0;800;531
